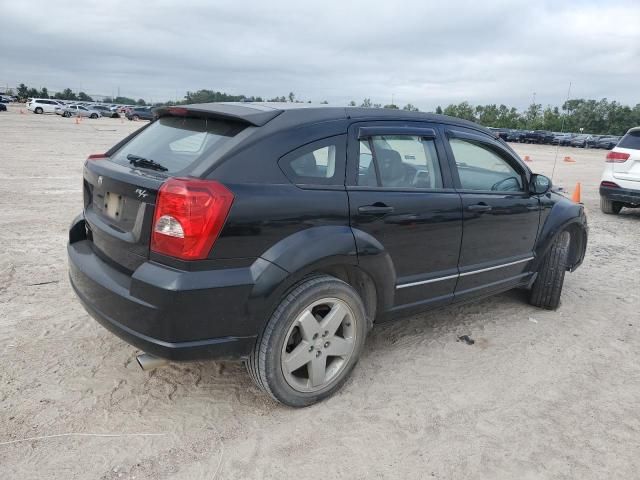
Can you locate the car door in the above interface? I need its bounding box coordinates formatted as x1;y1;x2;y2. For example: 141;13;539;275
346;122;463;313
443;127;540;300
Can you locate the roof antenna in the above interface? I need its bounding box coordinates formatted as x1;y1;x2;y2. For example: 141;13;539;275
551;81;572;181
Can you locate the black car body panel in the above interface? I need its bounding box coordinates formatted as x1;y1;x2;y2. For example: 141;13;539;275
68;103;588;360
525;130;554;144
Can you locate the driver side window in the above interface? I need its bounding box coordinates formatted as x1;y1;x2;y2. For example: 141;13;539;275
358;135;443;189
448;138;523;191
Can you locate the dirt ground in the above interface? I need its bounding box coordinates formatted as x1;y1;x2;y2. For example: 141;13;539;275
1;105;639;479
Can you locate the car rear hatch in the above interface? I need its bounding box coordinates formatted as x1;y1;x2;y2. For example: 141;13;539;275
82;104;283;272
612;130;640;183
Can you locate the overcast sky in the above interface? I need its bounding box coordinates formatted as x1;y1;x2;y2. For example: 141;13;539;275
2;0;639;109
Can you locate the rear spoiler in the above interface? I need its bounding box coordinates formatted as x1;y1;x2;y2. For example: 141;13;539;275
154;103;284;126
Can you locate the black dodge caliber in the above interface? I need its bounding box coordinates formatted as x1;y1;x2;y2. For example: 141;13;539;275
68;103;588;406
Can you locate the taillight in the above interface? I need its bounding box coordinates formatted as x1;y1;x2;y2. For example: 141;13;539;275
600;181;620;188
87;153;108;160
151;178;234;260
605;151;630;162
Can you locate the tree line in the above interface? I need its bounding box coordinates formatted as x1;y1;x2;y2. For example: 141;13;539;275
435;99;640;136
7;83;638;135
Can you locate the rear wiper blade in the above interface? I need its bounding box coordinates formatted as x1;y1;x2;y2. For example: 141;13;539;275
127;154;168;172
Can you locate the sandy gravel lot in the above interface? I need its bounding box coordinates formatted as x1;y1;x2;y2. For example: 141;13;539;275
1;105;639;479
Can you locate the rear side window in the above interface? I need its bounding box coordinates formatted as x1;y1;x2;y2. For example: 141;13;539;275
618;131;640;150
109;116;246;174
358;135;443;189
279;136;346;186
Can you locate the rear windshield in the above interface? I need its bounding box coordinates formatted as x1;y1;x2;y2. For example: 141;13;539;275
110;116;246;174
618;131;640;150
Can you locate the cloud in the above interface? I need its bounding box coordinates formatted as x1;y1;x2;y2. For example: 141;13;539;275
2;0;639;109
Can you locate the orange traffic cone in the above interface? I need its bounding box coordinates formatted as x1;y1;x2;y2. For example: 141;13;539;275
564;156;576;163
524;155;532;162
571;182;581;203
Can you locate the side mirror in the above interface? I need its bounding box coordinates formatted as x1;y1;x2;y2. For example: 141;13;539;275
530;174;552;195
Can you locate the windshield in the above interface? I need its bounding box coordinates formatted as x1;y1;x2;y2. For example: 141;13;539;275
109;116;246;174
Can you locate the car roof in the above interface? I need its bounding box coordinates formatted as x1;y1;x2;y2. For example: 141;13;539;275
627;126;640;134
155;101;486;132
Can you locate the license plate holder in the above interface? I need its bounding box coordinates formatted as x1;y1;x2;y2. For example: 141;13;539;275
104;192;124;220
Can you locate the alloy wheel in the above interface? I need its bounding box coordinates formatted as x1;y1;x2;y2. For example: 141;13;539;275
281;297;357;393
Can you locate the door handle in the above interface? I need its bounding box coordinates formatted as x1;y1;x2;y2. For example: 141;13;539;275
358;204;394;215
467;203;492;213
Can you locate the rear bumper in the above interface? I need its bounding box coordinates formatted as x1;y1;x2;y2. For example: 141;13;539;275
600;185;640;205
67;215;277;361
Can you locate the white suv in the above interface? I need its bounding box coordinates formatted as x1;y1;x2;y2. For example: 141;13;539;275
600;127;640;214
27;98;65;114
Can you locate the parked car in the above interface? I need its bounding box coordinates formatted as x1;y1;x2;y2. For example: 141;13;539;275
91;105;120;118
125;106;155;121
583;135;602;148
0;102;7;112
524;130;554;144
552;133;575;146
487;127;510;140
60;104;102;118
596;136;620;149
27;98;65;114
505;129;526;142
68;104;588;407
568;134;590;147
599;127;640;214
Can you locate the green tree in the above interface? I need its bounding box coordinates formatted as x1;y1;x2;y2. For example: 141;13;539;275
113;96;137;105
383;104;399;109
40;87;49;98
288;92;295;102
435;106;443;115
77;91;93;102
443;102;476;122
524;103;542;128
360;98;372;108
348;100;356;106
17;83;28;99
54;88;77;101
136;98;146;106
402;103;419;112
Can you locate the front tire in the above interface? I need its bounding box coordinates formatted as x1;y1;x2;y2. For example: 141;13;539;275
529;232;570;310
90;113;98;119
600;197;623;214
35;107;43;114
247;275;367;407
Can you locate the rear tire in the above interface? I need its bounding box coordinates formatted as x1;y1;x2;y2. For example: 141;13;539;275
529;232;570;310
35;107;43;114
600;197;623;214
133;115;139;121
90;113;98;119
247;275;367;407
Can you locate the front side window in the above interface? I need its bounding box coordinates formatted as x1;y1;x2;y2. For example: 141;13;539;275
448;138;523;191
357;135;443;189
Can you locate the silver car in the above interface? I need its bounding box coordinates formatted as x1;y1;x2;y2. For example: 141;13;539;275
59;104;102;118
